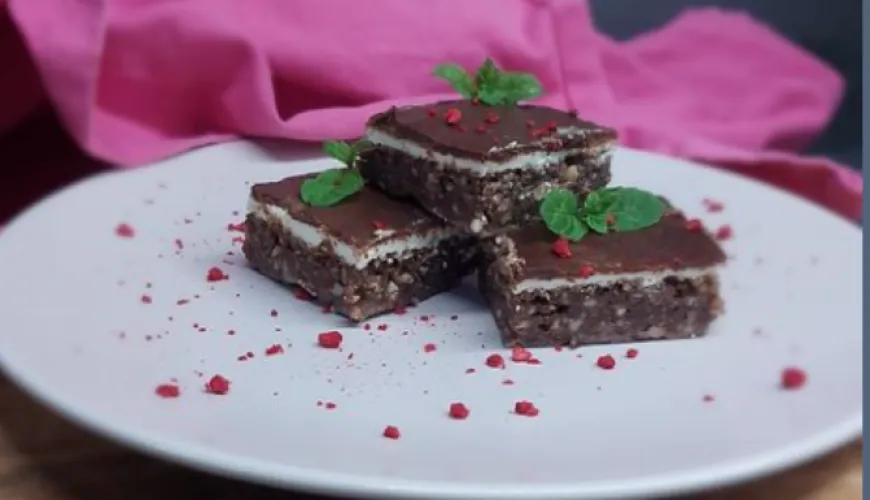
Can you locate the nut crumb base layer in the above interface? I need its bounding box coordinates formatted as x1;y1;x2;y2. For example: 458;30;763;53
359;147;611;233
243;214;479;321
480;267;724;348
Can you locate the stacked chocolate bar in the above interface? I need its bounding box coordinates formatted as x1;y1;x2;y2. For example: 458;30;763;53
243;59;726;347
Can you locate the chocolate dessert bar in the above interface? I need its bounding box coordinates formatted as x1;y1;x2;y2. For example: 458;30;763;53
479;211;726;347
243;174;478;321
360;100;615;234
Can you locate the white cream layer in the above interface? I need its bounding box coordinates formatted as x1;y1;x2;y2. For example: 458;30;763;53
248;198;462;270
512;267;716;293
364;127;614;176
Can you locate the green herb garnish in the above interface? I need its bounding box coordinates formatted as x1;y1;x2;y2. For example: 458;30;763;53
539;187;666;241
433;58;543;106
300;140;371;207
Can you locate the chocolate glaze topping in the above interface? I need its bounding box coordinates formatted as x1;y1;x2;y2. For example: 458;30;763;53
250;174;448;248
509;211;726;280
367;100;616;163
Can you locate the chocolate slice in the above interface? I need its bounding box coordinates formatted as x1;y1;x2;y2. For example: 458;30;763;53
479;209;727;347
244;174;479;321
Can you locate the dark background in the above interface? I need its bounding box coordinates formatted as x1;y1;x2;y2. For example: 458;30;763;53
591;0;863;169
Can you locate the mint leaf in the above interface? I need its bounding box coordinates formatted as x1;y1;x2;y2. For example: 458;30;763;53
300;169;364;207
475;58;501;90
601;187;666;232
352;139;373;153
539;188;588;241
584;213;610;234
433;64;476;98
323;141;355;165
497;72;543;103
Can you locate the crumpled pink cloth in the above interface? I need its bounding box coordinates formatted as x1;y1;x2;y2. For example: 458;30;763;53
2;0;862;220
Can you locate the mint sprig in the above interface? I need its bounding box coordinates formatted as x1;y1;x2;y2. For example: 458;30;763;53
539;187;666;241
300;140;371;207
433;58;543;106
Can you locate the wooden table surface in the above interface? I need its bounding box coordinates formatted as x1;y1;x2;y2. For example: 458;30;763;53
0;114;862;500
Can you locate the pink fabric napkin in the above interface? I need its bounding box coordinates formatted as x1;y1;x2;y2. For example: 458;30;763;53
3;0;862;220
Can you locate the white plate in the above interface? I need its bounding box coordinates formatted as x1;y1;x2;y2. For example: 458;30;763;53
0;142;861;500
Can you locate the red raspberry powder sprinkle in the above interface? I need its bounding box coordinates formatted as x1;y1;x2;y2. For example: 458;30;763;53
265;344;284;356
485;353;505;368
684;218;703;232
383;425;401;439
206;266;228;282
392;305;408;315
448;402;470;420
155;384;180;398
625;348;639;359
270;308;279;317
317;330;343;349
714;225;733;241
596;354;616;370
780;367;807;390
227;222;246;232
551;238;572;258
140;295;152;304
205;375;231;395
702;394;716;403
444;108;462;125
514;400;540;417
423;343;437;353
115;223;135;238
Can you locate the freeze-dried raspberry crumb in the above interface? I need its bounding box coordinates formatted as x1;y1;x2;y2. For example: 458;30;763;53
625;348;639;359
485;353;505;368
423;343;437;353
392;305;408;315
325;402;337;410
206;267;228;282
205;375;231;395
514;400;540;417
578;264;596;278
780;367;807;390
596;354;616;370
714;225;733;241
684;218;703;232
510;346;532;363
270;309;278;317
292;288;313;301
448;402;470;420
155;384;180;398
317;331;343;349
465;368;476;374
140;295;152;304
227;222;245;232
265;344;284;356
176;299;189;306
702;394;716;403
551;238;572;258
703;198;725;212
382;425;401;439
377;323;388;331
115;223;135;238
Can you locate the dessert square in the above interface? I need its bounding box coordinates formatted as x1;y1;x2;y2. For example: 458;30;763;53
479;211;727;347
359;100;615;234
243;174;479;321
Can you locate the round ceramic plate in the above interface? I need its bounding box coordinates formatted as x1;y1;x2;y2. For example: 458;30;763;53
0;142;861;500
